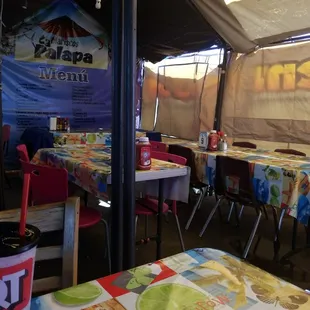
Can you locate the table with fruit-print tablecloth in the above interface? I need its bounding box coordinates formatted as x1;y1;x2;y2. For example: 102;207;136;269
145;136;310;226
31;248;310;310
31;145;190;203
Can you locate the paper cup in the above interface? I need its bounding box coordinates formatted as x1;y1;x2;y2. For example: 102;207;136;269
0;222;40;310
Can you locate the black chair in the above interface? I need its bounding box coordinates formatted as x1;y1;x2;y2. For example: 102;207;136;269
199;156;265;259
146;131;162;142
275;148;306;157
232;141;257;149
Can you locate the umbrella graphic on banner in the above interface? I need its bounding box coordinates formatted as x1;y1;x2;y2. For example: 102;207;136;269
38;16;105;49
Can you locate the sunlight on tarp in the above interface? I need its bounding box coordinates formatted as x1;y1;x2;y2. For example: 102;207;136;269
225;0;241;4
145;49;222;79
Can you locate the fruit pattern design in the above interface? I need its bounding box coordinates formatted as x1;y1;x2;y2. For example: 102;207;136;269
53;132;113;146
160;137;310;226
31;248;310;309
31;146;186;199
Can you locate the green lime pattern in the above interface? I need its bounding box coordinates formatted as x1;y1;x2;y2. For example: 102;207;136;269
87;133;97;144
53;282;102;306
136;283;209;310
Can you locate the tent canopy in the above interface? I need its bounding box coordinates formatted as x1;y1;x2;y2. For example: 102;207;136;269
4;0;310;59
3;0;223;63
192;0;310;53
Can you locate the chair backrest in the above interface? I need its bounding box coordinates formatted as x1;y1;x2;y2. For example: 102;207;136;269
17;144;30;162
21;161;68;205
232;141;257;149
150;141;168;153
146;131;162;142
168;144;199;184
2;124;11;143
152;151;187;165
275;148;306;157
0;197;80;293
215;156;256;204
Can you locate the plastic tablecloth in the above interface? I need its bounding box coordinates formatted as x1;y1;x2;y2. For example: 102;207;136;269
31;248;310;309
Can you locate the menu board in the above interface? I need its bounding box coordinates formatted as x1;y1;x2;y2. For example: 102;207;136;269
1;0;111;167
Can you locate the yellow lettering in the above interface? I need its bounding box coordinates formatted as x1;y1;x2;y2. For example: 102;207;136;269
254;65;268;91
282;64;296;91
267;64;285;91
297;60;310;89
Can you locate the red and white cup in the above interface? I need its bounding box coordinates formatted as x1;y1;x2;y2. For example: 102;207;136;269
0;222;40;310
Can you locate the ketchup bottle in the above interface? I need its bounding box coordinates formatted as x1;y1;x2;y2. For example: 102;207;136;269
136;137;152;170
208;130;219;151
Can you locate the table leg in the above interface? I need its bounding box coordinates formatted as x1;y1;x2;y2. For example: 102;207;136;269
156;179;164;260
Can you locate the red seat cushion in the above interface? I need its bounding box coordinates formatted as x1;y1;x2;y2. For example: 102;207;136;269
135;198;169;216
79;206;102;228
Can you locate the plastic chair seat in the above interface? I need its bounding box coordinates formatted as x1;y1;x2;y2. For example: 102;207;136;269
79;206;102;228
135;198;170;215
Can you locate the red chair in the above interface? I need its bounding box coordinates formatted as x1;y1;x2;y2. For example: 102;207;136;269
17;144;30;162
20;160;111;273
135;151;187;251
150;141;167;152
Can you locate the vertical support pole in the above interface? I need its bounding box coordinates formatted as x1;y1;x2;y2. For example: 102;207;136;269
111;0;124;273
123;0;137;269
0;56;5;211
214;46;229;131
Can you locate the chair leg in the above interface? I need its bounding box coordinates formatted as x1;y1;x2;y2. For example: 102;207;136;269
185;186;207;230
263;205;269;220
234;203;240;227
4;172;11;189
175;214;185;252
135;215;139;236
272;208;286;261
101;219;111;274
242;207;262;259
238;205;245;220
292;218;298;250
199;197;223;237
227;201;235;223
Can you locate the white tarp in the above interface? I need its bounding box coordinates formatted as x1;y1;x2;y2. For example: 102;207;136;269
192;0;310;53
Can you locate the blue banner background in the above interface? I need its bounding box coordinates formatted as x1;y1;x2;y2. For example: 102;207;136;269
3;56;112;168
2;0;112;168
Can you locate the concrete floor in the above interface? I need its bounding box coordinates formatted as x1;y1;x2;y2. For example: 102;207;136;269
4;173;310;291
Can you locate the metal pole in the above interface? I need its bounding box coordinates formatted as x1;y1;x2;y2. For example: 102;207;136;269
0;56;5;211
214;46;229;131
122;0;137;269
111;0;124;273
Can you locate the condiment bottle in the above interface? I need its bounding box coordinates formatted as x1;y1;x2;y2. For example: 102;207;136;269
223;134;228;151
136;137;152;170
208;130;219;151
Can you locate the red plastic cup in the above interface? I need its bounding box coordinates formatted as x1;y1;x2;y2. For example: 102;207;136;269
0;222;40;310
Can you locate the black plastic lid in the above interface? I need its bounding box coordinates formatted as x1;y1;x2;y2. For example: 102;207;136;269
0;222;41;257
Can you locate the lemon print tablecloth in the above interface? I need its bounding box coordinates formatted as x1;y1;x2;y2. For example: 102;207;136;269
32;146;190;202
31;248;310;310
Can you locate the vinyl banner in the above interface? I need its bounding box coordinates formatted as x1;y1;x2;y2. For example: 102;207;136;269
1;0;111;167
222;41;310;147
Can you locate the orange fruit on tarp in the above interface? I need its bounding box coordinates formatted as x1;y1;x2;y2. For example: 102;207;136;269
158;83;171;98
173;90;191;100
